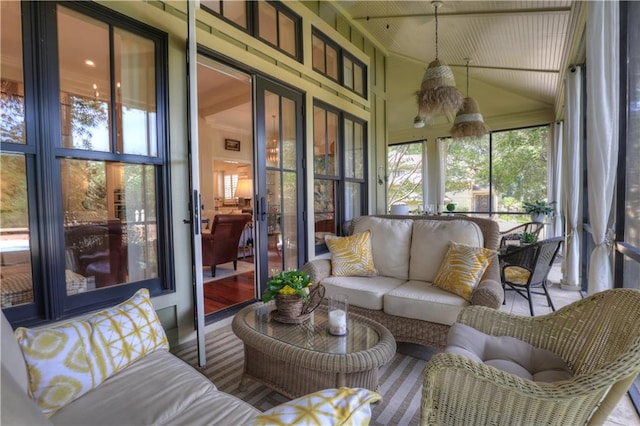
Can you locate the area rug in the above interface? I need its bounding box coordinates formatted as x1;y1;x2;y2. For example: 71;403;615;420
172;327;436;426
203;260;254;282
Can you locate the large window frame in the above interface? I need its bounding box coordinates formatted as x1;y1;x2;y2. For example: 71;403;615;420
442;124;550;217
312;100;368;254
201;0;302;62
1;2;172;327
311;28;368;99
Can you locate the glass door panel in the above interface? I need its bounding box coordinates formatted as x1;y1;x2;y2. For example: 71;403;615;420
256;78;304;293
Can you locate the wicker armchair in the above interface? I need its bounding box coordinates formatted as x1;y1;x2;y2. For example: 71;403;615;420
499;221;544;248
421;289;640;426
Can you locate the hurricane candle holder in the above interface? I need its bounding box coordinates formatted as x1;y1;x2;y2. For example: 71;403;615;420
328;294;348;335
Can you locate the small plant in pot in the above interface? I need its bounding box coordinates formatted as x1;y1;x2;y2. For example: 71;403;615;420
263;270;324;324
520;232;538;245
522;200;556;223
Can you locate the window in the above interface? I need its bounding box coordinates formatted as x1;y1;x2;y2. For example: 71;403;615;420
312;29;367;98
224;173;239;200
443;126;548;224
617;0;640;411
201;0;301;61
1;2;171;326
313;102;367;253
387;142;425;212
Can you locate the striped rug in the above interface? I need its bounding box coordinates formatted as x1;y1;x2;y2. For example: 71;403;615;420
172;328;433;426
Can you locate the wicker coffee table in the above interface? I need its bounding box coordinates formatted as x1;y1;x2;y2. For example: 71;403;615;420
232;303;396;399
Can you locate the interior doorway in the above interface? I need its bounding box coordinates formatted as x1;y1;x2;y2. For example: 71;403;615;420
196;56;256;316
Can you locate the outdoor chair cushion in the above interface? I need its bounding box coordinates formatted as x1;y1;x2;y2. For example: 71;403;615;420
446;322;573;382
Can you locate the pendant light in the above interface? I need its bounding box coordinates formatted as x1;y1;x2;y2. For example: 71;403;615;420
416;1;463;121
267;114;279;163
450;58;489;138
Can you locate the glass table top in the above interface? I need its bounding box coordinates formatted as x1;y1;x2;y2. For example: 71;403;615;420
241;304;381;354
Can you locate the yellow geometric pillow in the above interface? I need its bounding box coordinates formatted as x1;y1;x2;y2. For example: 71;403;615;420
15;288;168;417
325;231;377;277
433;242;495;301
253;387;381;426
504;266;531;285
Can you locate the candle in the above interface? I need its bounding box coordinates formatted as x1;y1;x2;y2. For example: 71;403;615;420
328;309;347;335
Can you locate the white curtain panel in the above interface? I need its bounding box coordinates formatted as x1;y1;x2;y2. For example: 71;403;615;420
435;138;447;212
586;1;619;294
547;121;563;238
562;67;582;290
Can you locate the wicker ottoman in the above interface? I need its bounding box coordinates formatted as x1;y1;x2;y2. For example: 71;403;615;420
232;303;396;399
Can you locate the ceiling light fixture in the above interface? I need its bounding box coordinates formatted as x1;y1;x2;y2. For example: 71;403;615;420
84;59;96;67
415;1;463;122
450;58;489;138
267;114;279;163
413;115;426;128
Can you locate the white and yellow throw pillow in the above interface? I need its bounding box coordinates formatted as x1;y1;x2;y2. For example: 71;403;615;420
15;288;168;417
254;387;381;426
325;231;377;277
433;242;495;301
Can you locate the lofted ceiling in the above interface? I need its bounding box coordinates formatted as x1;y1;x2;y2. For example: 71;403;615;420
334;0;586;141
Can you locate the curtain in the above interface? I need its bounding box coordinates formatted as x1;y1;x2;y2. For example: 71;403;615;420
435;138;447;213
586;1;619;294
562;67;582;290
547;121;563;238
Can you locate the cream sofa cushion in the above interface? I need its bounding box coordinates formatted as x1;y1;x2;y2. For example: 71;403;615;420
353;216;413;280
1;312;28;394
1;365;51;426
320;276;406;310
50;350;260;425
409;220;484;283
383;280;469;326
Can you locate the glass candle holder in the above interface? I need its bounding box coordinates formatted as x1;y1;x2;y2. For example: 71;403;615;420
328;294;348;335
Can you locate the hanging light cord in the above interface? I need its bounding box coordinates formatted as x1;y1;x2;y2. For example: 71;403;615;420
434;4;439;60
466;61;470;96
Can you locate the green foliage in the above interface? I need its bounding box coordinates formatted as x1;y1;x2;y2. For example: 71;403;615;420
520;232;538;244
444;126;549;211
387;143;423;209
262;270;312;302
522;200;556;215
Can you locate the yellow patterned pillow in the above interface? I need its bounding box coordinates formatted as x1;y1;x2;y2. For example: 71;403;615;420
15;288;168;416
504;266;531;285
433;242;495;301
253;387;381;426
325;231;377;277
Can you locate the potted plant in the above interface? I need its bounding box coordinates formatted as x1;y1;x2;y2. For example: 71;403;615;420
262;270;313;302
522;200;556;223
263;270;324;323
520;232;538;245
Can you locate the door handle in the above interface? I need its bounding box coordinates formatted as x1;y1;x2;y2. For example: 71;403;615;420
260;197;267;221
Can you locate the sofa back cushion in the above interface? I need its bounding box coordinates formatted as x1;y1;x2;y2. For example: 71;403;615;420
352;216;413;280
409;220;484;282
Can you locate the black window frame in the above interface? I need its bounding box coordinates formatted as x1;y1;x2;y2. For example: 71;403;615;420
201;0;302;62
312;99;368;254
1;1;173;328
311;27;368;99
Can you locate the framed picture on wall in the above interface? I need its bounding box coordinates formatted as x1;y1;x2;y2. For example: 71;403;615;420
225;139;240;151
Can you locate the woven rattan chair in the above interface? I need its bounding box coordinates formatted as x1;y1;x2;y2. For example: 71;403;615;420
421;288;640;426
499;221;544;248
499;237;563;316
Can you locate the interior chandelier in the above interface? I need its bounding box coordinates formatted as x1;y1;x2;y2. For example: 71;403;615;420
267;114;279;163
416;1;463;122
451;58;489;138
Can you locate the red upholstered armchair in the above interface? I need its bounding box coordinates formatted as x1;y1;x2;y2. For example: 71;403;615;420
202;214;251;277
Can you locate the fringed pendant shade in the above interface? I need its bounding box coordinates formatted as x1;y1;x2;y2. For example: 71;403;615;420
416;1;463;121
451;59;489;138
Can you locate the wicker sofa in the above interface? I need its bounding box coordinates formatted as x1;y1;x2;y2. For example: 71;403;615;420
303;215;502;348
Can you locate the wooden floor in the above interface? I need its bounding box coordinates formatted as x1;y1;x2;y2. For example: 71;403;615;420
203;270;255;314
